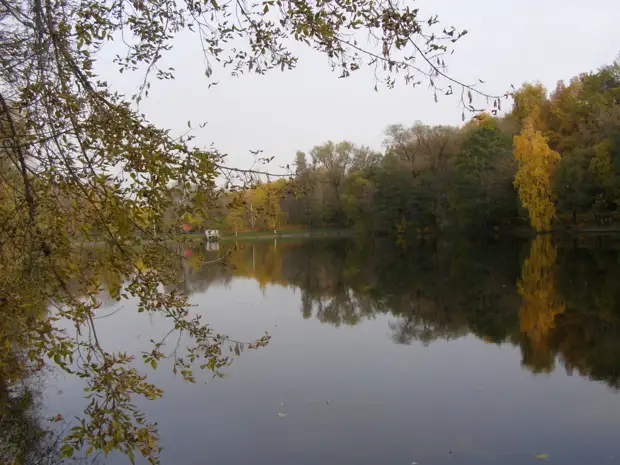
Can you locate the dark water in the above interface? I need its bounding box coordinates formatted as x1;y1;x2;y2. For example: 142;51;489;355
35;237;620;463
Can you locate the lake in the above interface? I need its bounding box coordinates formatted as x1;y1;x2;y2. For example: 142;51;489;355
14;236;620;464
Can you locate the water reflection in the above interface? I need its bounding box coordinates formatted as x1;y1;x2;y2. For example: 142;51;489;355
173;236;620;389
4;235;620;464
517;235;565;373
0;307;75;465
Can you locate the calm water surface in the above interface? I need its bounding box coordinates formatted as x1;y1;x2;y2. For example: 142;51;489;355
46;237;620;464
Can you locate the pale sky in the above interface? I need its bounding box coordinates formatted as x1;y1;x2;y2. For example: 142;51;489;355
98;0;620;173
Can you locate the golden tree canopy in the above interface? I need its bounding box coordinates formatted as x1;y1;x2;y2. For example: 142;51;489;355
513;117;561;232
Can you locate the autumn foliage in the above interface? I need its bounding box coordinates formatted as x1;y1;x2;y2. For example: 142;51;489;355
517;236;565;371
513;118;561;232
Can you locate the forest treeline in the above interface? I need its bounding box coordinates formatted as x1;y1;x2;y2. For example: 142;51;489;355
220;59;620;235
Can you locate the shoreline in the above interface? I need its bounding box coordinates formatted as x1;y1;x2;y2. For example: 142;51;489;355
219;229;351;241
103;225;620;245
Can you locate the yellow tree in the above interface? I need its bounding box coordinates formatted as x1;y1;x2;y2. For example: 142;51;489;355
246;185;267;229
512;83;548;131
263;180;286;231
245;181;285;231
513;117;561;231
226;205;247;234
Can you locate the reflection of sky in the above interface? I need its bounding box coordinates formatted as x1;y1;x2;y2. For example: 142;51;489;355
47;278;620;465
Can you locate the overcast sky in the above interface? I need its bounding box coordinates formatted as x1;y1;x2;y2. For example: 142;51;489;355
98;0;619;173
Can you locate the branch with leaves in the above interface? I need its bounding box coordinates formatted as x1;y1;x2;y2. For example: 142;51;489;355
0;0;506;462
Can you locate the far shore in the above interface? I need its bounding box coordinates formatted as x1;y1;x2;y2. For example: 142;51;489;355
183;227;351;242
179;223;620;242
80;224;620;249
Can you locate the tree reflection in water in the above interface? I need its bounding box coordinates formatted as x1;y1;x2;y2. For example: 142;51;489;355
517;235;565;373
4;235;620;462
0;307;94;465
173;236;620;389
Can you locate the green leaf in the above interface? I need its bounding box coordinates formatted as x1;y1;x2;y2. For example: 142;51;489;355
60;444;74;458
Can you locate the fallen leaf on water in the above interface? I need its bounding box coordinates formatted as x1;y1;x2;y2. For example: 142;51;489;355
277;413;288;418
535;453;550;460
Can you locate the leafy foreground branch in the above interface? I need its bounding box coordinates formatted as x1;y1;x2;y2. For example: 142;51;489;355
0;0;497;461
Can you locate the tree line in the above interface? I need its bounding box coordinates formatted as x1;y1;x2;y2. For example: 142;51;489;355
221;59;620;235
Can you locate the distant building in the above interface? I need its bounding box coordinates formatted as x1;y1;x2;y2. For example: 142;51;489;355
204;229;220;241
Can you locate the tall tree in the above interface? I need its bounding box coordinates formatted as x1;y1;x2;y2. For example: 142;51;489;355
416;125;459;229
554;148;596;223
351;145;382;172
309;141;356;225
513;118;561;232
452;116;517;228
512;83;549;131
